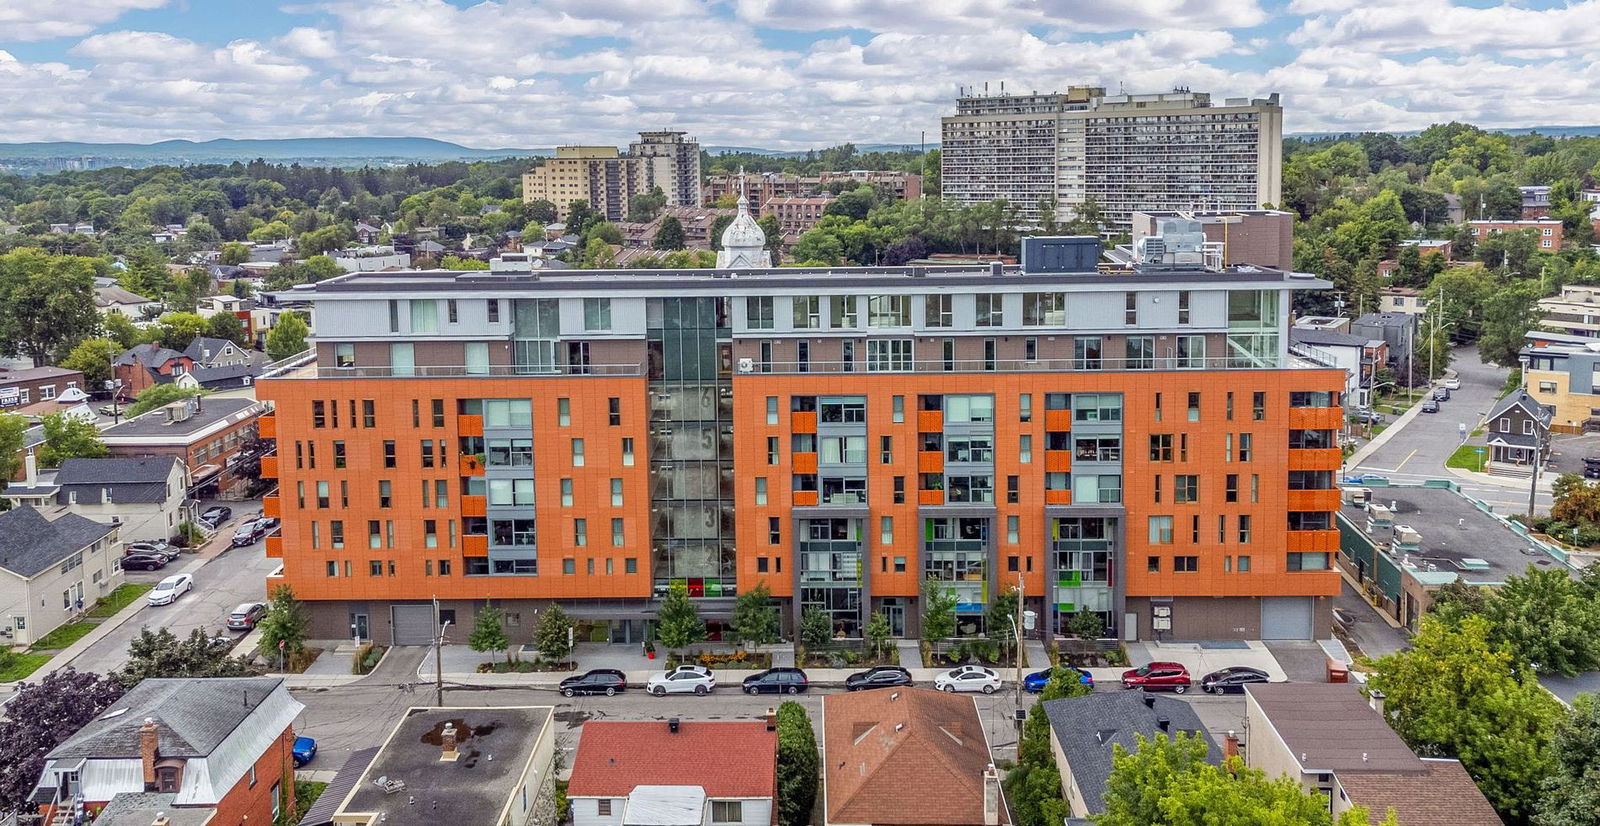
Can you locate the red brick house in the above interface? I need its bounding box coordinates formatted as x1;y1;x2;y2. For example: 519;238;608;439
113;344;194;397
32;678;302;826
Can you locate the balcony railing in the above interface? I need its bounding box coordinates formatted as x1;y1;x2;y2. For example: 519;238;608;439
740;353;1303;375
269;361;645;379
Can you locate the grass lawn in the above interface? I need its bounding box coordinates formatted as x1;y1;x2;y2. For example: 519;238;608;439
87;583;153;618
0;652;53;682
1447;443;1488;473
29;621;98;651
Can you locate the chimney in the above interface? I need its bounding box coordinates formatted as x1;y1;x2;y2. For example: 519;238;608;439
1369;690;1385;717
439;722;459;762
764;708;777;731
1224;731;1239;759
1157;717;1170;732
1141;693;1154;709
152;815;169;826
668;718;680;734
981;765;1000;826
140;718;159;787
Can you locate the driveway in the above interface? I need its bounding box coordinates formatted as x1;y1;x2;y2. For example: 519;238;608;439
1123;640;1287;683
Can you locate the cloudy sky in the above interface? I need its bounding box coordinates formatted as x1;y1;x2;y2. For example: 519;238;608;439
0;0;1595;149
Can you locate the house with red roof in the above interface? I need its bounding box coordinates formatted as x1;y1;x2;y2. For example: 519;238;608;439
567;718;777;826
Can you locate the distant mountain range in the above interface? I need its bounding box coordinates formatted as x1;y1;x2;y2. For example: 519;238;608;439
0;137;932;175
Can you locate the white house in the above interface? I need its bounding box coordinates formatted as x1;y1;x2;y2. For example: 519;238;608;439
0;506;120;647
49;456;192;545
568;720;776;826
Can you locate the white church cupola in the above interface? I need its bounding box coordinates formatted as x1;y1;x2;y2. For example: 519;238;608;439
716;170;771;269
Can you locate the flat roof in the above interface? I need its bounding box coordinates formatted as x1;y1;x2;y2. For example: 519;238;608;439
99;397;261;440
1245;683;1419;773
337;707;553;826
1340;485;1573;584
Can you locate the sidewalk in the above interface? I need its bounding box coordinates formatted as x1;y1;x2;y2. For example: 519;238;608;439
1444;464;1553;493
1346;394;1428;470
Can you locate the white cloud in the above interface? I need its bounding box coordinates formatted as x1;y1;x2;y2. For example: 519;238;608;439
0;0;168;42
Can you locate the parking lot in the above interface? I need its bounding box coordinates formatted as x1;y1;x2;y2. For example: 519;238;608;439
1548;432;1600;476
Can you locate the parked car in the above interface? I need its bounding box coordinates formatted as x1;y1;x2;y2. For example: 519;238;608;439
1351;409;1383;425
1342;473;1388;485
844;666;913;691
558;669;627;697
1442;377;1462;390
1120;662;1193;693
1023;666;1095;693
120;552;169;572
1421;399;1440;413
254;516;280;532
125;541;179;561
230;522;266;548
292;736;317;767
742;667;809;695
646;666;716;696
1200;666;1271;694
199;506;232;527
146;573;194;606
1432;387;1451;401
1584;457;1600;480
226;602;267;631
934;666;1002;694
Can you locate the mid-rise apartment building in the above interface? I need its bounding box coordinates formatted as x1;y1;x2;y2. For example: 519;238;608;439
942;87;1283;228
704;172;922;208
1537;284;1600;338
258;235;1342;645
1469;218;1563;251
522;133;702;222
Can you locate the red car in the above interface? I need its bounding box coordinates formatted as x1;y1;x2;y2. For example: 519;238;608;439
1121;662;1193;693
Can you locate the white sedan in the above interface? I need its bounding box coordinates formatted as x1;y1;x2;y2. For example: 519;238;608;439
646;665;716;696
1442;377;1462;390
146;573;194;606
934;666;1002;694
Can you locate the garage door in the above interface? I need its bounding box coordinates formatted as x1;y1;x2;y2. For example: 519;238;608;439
391;604;437;646
1260;597;1314;640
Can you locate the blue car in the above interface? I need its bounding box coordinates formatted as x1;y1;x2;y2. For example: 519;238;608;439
292;736;317;767
1023;667;1094;693
1342;473;1387;485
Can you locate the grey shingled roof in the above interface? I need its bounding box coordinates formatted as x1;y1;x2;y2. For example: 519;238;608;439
0;507;117;578
1290;327;1368;348
93;793;214;826
115;343;187;370
183;337;237;363
1042;691;1219;815
188;362;263;387
1486;388;1553;429
49;678;285;760
299;748;379;826
55;456;179;486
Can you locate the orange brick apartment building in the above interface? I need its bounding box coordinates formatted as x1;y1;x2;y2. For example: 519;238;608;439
258;238;1343;645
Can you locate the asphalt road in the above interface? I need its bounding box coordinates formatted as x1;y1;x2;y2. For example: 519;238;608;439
64;510;280;676
289;677;1248;774
1351;346;1549;513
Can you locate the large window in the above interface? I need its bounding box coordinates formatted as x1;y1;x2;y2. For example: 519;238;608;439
1148;516;1173;544
1073;337;1101;369
410;299;439;333
830;295;858;329
1125;336;1154;370
747;296;774;329
975;294;1003;327
1072;393;1121;422
794;296;821;329
1286;552;1330;571
866;339;912;371
583;298;611;331
924;294;953;328
512;299;559;373
868;295;910;327
946;436;994;463
488;478;535;506
945;394;994;423
491;518;537;547
1023;292;1066;326
1175;335;1205;369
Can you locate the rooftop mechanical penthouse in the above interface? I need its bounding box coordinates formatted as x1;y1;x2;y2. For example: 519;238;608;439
257;231;1345;645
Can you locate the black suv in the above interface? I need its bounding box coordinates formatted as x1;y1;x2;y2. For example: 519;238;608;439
742;667;809;695
558;669;627;697
844;666;913;691
1584;457;1600;480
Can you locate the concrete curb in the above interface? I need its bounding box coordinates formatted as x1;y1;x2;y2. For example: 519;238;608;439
1443;464;1554;493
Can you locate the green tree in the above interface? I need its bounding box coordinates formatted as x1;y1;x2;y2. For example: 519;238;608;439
0;669;127;817
124;384;207;418
153;311;209;351
1367;615;1563;821
297;225;353;257
440;255;489;270
37;412;107;468
1067;610;1104;640
792;228;843;265
626;187;667;222
266;311;309;360
775;701;819;826
0;248;102;366
521;220;546;241
799;606;834;648
206;312;248;347
532;604;575;666
580;237;617;269
468;601;509;663
730;581;780;646
256;584;309;665
986;585;1020;660
1478;280;1544;367
1485;566;1600;676
219;241;251;266
864;611;892;660
248;221;292;242
654;580;706;651
60;337;119;388
757;214;782;255
1006;666;1092;826
1536;695;1600;826
0;413;27;498
103;313;147;349
652;216;686;250
921;579;957;643
1098;733;1378;826
116;627;259;687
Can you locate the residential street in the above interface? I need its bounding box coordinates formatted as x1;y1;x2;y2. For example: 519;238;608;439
1350;346;1549;512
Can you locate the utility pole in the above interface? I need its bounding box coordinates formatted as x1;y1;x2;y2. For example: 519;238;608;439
1529;428;1544;519
1015;574;1024;709
434;595;451;707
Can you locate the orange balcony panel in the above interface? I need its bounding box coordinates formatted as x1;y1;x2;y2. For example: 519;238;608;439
264;535;283;559
463;534;489;557
791;411;817;434
918;410;943;432
1044;451;1072;473
261;495;280;519
1044;409;1073;433
1045;489;1072;506
793;490;819;506
462;494;487;517
257;414;276;440
1287;407;1343;430
1287;489;1342;512
919;489;945;505
1287;529;1340;553
793;452;818;474
459;453;486;477
1287;448;1342;470
918;451;944;474
259;455;279;479
457;414;483;437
